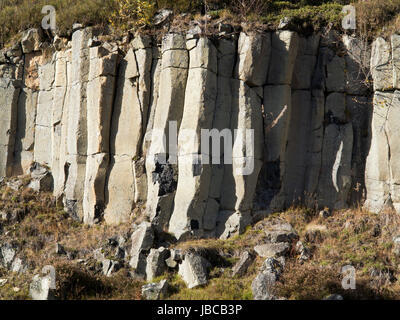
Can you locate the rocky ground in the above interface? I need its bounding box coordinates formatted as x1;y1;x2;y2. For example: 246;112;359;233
1;167;400;300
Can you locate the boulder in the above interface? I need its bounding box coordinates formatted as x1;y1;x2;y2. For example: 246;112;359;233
102;259;121;277
232;251;254;277
129;222;154;271
146;247;169;281
252;258;283;300
0;243;17;269
28;162;54;192
142;279;168;300
29;274;56;300
254;242;290;258
178;252;210;289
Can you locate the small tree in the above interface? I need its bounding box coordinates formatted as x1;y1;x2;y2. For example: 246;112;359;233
110;0;156;31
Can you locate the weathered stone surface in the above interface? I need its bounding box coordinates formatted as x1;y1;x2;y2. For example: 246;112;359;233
392;34;400;90
232;251;254;277
219;80;263;218
371;37;393;91
142;279;168;300
263;85;291;163
254;242;290;258
28;162;54;192
168;38;217;240
292;35;319;90
326;55;345;92
326;92;346;123
178;252;210;289
318;123;353;209
84;47;117;224
342;35;370;95
282;90;312;206
129;222;154;271
304;89;325;199
146;33;188;231
63;28;93;221
235;32;271;87
21;28;42;54
267;31;299;85
0;243;17;269
365;91;400;213
0;79;20;178
146;247;169;281
29;273;55;300
252;258;283;300
262;220;298;243
13;88;37;175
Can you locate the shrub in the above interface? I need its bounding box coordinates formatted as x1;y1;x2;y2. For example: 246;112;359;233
109;0;156;31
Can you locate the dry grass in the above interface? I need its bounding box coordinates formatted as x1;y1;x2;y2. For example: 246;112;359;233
2;176;400;300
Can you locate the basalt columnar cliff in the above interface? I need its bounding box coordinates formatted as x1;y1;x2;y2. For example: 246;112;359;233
0;26;397;241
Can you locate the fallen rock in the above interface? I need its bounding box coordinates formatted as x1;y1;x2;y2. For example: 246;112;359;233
146;247;169;281
102;259;121;277
232;251;254;277
10;257;27;273
252;258;283;300
252;271;277;300
259;220;298;243
165;249;183;269
129;222;154;271
29;274;56;300
0;243;17;269
28;162;54;192
254;242;290;258
0;279;7;287
141;279;168;300
179;252;211;289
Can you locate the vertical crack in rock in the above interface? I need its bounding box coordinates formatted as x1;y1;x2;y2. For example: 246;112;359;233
0;78;20;177
145;33;189;232
168;37;218;240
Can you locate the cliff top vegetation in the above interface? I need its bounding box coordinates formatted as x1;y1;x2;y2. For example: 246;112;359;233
0;0;400;48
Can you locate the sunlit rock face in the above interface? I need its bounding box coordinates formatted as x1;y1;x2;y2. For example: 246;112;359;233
1;27;381;239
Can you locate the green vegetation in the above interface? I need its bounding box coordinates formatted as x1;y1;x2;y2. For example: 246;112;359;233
2;0;400;48
2;175;400;300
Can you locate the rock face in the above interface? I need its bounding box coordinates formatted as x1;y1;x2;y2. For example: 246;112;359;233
0;26;393;240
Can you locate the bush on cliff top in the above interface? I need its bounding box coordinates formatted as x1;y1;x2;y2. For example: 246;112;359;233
0;0;400;48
